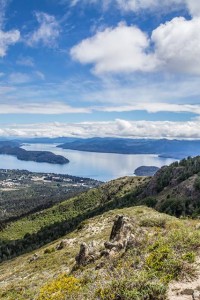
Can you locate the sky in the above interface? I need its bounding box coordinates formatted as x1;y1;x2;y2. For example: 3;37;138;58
0;0;200;139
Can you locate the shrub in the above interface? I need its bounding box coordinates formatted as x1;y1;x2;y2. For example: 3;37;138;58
95;272;167;300
140;217;166;228
37;274;81;300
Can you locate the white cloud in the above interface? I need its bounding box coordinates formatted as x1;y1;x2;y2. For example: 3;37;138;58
1;119;200;139
69;0;200;17
186;0;200;17
152;17;200;75
116;0;182;12
71;22;159;74
0;0;9;29
71;15;200;75
97;103;200;114
27;12;60;47
0;29;20;57
0;101;91;114
0;1;20;57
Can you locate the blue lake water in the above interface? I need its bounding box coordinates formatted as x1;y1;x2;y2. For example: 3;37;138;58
0;144;176;182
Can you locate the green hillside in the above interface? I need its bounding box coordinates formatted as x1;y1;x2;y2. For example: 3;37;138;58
2;156;200;264
1;206;200;300
0;176;148;262
134;156;200;217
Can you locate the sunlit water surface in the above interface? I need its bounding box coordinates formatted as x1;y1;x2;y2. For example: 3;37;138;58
0;144;176;182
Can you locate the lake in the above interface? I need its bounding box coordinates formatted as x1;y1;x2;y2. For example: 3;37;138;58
0;144;176;182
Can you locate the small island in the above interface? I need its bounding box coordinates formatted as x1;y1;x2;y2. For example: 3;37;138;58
0;146;69;165
134;166;160;176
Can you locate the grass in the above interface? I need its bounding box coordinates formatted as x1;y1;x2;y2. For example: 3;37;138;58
1;206;200;299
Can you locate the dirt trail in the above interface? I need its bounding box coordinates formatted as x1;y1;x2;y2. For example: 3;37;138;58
168;258;200;300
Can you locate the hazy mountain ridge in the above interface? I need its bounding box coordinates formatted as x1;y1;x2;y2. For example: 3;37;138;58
57;138;200;158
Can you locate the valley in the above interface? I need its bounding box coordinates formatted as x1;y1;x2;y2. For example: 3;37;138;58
0;169;101;223
1;156;200;299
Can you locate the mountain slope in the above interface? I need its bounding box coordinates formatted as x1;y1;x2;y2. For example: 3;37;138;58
2;156;200;264
134;156;200;217
0;176;147;262
1;206;200;300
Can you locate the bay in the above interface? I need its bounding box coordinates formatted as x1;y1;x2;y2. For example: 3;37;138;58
0;143;176;182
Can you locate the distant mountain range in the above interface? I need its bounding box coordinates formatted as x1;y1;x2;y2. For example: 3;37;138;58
1;137;200;159
56;137;200;159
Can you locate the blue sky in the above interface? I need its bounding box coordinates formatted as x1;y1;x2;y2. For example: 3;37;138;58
0;0;200;139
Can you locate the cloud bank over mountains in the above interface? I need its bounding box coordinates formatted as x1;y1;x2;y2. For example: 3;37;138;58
1;119;200;139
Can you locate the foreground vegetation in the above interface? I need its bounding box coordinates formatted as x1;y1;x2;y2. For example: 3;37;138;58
1;206;200;299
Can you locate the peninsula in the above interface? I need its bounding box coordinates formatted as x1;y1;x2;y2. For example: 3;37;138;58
0;146;69;165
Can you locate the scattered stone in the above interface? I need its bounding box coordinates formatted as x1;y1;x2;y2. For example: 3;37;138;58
180;288;194;295
100;250;110;257
104;241;117;250
95;262;105;270
195;224;200;230
28;253;39;263
193;290;200;300
56;240;68;250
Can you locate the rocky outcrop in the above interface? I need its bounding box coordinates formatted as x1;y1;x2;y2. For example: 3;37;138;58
106;215;135;251
75;241;99;266
75;242;89;266
75;215;137;267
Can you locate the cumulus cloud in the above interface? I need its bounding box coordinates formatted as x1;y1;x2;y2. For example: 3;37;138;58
1;119;200;139
27;12;60;47
152;17;200;75
71;22;159;74
71;15;200;75
186;0;200;17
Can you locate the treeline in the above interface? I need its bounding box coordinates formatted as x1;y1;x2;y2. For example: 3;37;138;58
0;185;89;222
140;156;200;196
136;156;200;217
0;177;139;262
